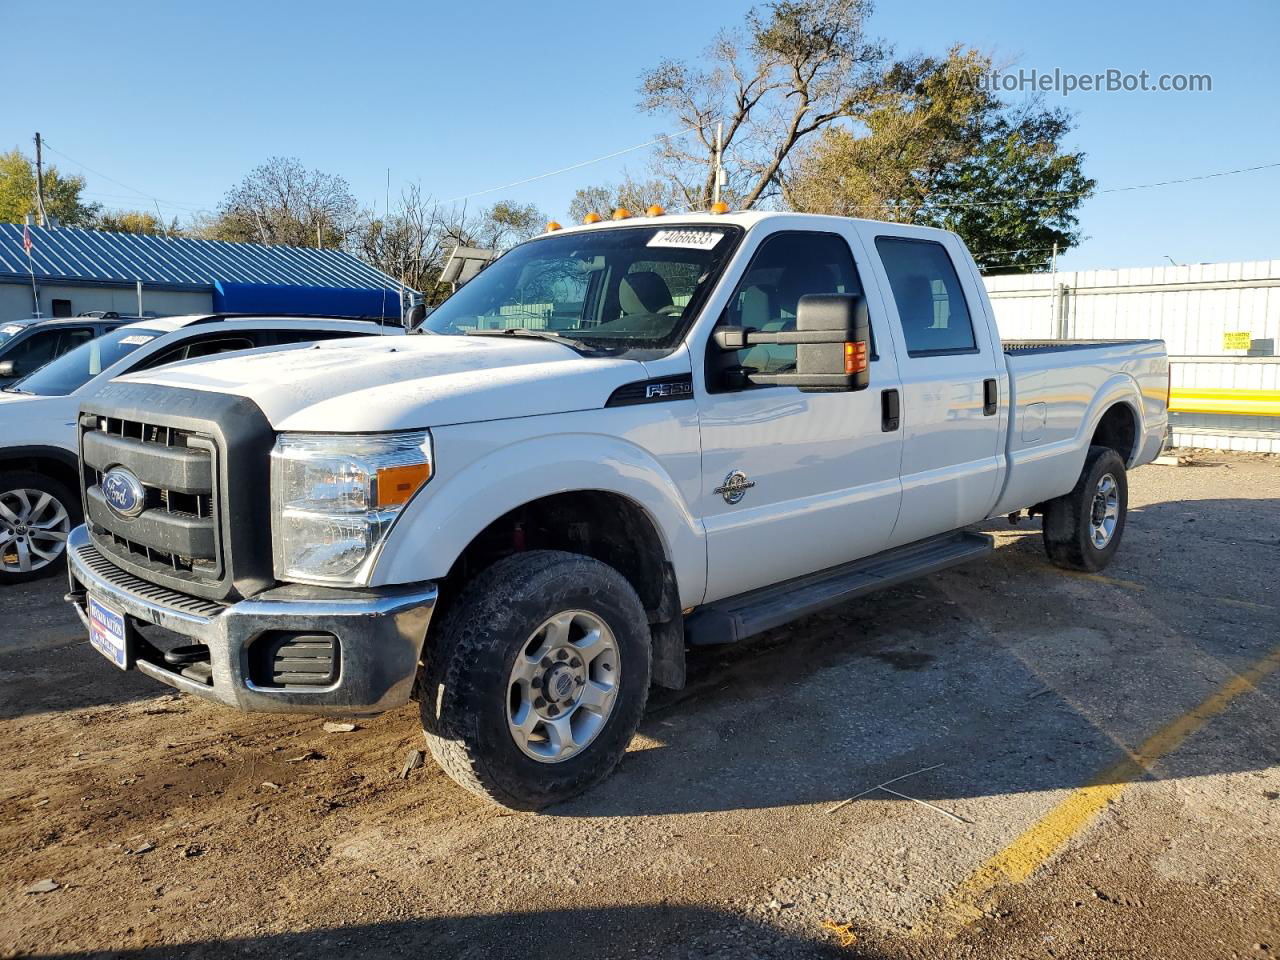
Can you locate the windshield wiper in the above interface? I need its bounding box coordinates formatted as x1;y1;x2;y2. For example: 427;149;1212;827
1;385;32;395
464;328;607;356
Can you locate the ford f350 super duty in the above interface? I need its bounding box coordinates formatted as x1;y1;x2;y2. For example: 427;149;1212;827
65;212;1168;809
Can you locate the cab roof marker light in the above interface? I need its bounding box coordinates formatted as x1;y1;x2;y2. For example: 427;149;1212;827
582;212;603;224
709;202;730;215
646;205;665;217
545;220;562;232
612;208;631;220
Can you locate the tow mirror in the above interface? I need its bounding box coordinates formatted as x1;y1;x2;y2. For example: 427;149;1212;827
714;293;871;393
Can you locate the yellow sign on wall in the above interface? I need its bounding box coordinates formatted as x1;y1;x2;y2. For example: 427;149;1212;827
1223;331;1253;351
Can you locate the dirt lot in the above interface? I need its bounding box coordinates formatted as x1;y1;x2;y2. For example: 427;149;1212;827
1;451;1278;959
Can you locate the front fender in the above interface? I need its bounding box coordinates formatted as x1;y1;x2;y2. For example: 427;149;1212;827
370;430;707;605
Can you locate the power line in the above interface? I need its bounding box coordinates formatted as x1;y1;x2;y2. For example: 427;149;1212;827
40;140;218;214
909;160;1280;213
439;124;707;204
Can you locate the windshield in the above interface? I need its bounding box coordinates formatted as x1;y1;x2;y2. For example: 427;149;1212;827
423;224;742;357
10;327;163;396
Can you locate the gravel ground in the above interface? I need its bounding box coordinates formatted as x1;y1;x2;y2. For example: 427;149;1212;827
0;450;1277;959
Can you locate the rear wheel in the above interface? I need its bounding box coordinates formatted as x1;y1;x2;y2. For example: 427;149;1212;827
420;550;651;809
1042;445;1128;572
0;471;78;584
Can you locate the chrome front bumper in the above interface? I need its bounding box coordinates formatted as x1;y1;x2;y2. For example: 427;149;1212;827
66;526;437;714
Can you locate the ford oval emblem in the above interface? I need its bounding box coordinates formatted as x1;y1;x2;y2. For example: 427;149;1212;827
102;467;146;519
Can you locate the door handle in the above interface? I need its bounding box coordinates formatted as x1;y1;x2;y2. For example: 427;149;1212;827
881;388;900;432
983;379;998;416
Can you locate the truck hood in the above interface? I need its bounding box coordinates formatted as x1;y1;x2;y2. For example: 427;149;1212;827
117;334;649;431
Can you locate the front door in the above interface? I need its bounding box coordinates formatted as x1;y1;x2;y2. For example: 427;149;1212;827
696;228;904;604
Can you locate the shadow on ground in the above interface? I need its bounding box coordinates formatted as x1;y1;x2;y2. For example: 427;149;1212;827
23;904;867;960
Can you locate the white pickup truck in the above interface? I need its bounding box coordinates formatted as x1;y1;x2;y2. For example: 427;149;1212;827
66;212;1167;809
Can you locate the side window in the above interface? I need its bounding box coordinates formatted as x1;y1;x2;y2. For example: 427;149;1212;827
183;336;255;360
717;231;861;379
136;335;256;370
7;330;63;372
61;328;94;351
875;237;976;356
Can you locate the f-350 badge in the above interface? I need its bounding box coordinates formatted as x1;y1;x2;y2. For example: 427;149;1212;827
714;470;755;505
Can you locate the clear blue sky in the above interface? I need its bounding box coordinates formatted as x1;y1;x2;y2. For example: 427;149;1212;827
7;0;1279;270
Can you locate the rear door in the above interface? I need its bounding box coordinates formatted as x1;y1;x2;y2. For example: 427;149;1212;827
861;229;1004;546
696;226;903;602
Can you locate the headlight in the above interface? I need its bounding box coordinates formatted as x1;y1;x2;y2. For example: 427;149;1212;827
270;431;433;584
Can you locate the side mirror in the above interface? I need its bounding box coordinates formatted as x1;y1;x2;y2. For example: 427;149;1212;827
0;360;16;378
714;293;871;393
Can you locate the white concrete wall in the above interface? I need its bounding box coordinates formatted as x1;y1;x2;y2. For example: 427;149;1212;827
0;282;211;323
984;259;1280;453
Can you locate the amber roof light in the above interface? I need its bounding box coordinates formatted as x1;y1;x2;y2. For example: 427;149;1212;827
646;205;665;217
545;220;562;232
611;207;631;220
709;202;730;215
582;212;603;224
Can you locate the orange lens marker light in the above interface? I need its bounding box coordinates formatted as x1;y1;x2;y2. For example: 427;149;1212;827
844;341;868;375
646;204;665;217
545;220;562;232
376;462;433;508
612;207;631;220
709;202;730;215
582;212;603;224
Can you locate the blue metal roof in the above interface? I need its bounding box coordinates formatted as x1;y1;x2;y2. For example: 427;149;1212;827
0;224;408;294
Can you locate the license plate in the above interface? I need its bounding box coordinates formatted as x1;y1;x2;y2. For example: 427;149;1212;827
88;595;129;670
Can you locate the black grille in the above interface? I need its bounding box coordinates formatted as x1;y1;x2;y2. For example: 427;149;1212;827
79;382;278;603
82;415;222;580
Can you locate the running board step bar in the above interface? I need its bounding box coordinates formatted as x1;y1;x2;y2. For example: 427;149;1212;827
685;531;993;646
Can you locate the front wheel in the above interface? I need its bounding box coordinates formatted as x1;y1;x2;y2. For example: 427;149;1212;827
0;471;78;584
420;550;651;809
1042;445;1129;572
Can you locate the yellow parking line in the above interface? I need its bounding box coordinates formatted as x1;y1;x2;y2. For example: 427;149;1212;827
944;641;1280;924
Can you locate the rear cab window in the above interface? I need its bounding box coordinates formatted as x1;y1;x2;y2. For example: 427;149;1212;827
874;237;977;357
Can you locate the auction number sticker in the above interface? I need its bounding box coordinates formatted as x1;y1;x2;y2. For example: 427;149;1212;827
119;335;155;346
647;229;724;251
1;325;22;335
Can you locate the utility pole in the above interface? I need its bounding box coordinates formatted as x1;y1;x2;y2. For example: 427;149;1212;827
1049;241;1060;338
33;133;49;227
316;221;323;249
712;121;725;206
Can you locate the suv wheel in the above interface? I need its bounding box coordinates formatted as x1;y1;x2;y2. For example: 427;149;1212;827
420;550;651;809
1042;445;1129;572
0;471;78;584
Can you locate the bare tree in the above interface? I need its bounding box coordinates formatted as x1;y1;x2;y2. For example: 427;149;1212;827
567;176;687;222
638;0;884;210
205;157;363;248
360;183;444;294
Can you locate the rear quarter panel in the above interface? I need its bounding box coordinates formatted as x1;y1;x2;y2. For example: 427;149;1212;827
993;341;1168;516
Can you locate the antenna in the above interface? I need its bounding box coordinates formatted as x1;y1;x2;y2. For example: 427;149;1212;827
379;168;390;334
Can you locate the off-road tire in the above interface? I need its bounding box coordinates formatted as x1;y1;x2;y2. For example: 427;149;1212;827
0;470;80;584
420;550;651;809
1042;445;1128;572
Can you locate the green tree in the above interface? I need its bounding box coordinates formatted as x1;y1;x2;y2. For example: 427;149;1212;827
0;148;101;226
94;209;183;237
786;49;1094;272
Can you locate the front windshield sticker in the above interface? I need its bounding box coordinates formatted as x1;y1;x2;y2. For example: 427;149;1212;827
646;229;725;251
1;325;22;335
119;335;155;346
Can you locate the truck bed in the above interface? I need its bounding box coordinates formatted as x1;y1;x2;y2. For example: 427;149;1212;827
991;337;1168;518
1003;338;1161;355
